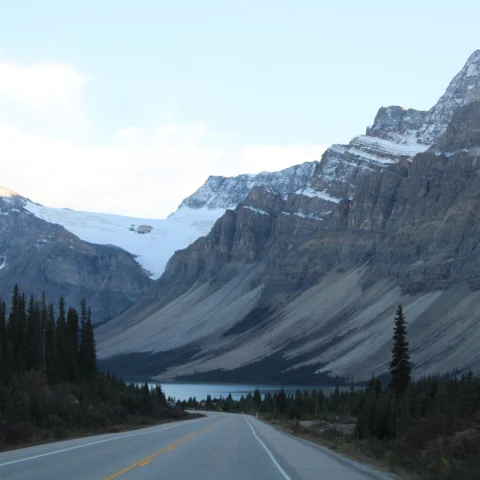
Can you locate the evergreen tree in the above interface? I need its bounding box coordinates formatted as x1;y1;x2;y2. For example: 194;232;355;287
389;305;412;396
56;296;67;381
79;304;97;380
0;301;6;383
25;295;43;371
253;388;262;410
276;388;287;415
224;393;234;412
45;304;59;383
39;292;48;373
7;285;26;374
66;307;80;382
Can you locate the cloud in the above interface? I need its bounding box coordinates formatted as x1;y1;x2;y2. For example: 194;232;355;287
0;58;328;218
1;123;327;218
0;59;88;125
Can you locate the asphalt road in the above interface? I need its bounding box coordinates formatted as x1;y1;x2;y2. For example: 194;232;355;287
0;412;393;479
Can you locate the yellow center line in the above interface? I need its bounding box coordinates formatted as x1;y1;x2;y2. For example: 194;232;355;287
104;417;229;480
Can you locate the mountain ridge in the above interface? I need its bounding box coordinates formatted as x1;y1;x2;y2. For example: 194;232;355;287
96;50;480;382
0;162;320;321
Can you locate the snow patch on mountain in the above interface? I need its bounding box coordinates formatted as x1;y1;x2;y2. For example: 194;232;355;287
295;187;341;203
292;211;324;221
242;206;270;216
352;135;429;158
24;201;224;279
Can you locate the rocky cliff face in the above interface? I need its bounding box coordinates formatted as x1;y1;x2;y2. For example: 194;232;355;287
97;51;480;381
0;190;152;323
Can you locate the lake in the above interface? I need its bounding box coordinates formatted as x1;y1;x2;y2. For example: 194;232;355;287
141;381;343;401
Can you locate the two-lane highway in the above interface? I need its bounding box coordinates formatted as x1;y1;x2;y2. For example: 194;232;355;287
0;412;393;479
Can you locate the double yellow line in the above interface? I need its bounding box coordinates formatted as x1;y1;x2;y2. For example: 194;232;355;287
104;417;228;479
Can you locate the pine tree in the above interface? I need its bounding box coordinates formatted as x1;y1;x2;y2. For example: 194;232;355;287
276;388;287;416
25;295;43;371
224;393;234;412
66;307;80;382
56;296;68;381
39;292;48;373
389;305;412;396
79;304;97;380
253;388;262;410
45;303;60;383
0;300;6;383
7;285;27;374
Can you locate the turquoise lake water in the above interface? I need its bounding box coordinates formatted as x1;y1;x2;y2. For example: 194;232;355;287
142;381;342;401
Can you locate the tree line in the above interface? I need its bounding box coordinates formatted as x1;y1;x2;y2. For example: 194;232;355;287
0;285;96;385
0;285;184;451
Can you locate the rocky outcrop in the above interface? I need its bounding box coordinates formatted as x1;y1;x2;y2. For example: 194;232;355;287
97;51;480;381
0;190;152;323
366;106;428;144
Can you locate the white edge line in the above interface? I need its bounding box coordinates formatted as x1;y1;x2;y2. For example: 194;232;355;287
0;418;204;468
245;416;291;480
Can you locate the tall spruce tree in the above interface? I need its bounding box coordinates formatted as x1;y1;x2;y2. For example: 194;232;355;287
56;296;68;381
0;300;6;383
389;304;412;396
25;295;43;372
79;303;97;380
45;304;59;383
7;285;26;374
39;292;48;373
66;307;80;382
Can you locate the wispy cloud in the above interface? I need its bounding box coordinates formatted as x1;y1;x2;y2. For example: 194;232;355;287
0;59;88;125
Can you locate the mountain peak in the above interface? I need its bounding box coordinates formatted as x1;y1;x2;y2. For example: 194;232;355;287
448;48;480;94
415;49;480;144
0;187;20;198
366;50;480;147
464;49;480;77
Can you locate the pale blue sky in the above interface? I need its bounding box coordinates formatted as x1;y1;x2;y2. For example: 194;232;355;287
0;1;478;216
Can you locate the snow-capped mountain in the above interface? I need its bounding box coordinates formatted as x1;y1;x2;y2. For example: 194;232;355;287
22;161;319;279
304;49;480;211
367;50;480;146
180;161;318;210
0;188;151;323
18;50;480;284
